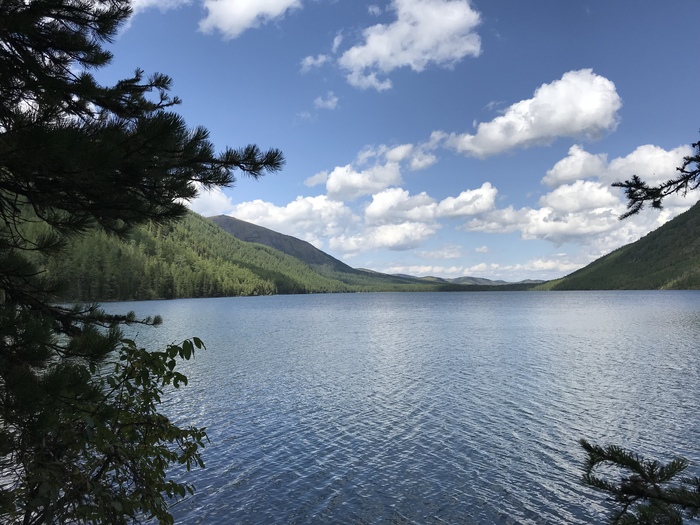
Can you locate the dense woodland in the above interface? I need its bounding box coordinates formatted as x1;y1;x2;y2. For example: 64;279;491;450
43;212;502;302
42;212;349;301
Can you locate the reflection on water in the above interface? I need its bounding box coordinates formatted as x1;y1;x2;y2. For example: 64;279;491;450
104;291;700;524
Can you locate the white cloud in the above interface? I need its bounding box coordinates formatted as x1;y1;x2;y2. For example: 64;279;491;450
363;183;496;226
314;91;339;110
331;221;439;253
447;69;622;157
475;245;488;253
199;0;302;39
384;264;465;277
321;141;445;201
538;180;618;214
131;0;190;13
365;188;437;224
409;150;438;170
545;143;693;190
304;171;328;187
187;185;235;216
437;182;497;217
603;144;693;186
368;5;382;16
385;144;414;162
461;144;699;247
229;195;357;248
542;145;608;187
301;54;330;72
383;255;585;281
338;0;481;91
326;161;403;201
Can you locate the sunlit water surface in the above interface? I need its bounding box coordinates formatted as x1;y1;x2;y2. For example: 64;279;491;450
103;291;700;524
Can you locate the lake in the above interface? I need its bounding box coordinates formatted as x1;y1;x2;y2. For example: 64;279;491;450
103;291;700;524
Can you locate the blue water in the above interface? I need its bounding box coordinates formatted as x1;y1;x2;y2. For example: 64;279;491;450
103;291;700;524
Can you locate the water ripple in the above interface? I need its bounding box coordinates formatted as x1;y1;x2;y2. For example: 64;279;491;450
104;292;700;524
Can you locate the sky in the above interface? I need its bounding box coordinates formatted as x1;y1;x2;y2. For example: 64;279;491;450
101;0;700;281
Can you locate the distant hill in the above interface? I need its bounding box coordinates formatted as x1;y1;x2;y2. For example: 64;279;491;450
537;200;700;290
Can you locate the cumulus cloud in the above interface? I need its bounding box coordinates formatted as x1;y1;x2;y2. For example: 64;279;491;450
363;183;497;226
462;199;622;246
326;161;403;201
543;145;608;187
447;69;622;157
603;143;693;186
538;180;618;214
544;143;692;190
199;0;302;39
229;195;357;248
187;185;235;216
304;171;328;187
338;0;481;91
365;188;436;224
314;91;339;110
321;140;443;201
330;221;439;253
437;182;497;217
461;141;699;248
385;144;414;162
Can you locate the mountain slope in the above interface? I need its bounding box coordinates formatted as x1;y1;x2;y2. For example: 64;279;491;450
209;215;353;273
538;200;700;290
47;211;503;302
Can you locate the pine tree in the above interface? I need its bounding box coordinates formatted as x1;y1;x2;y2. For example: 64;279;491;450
0;0;283;523
613;136;700;219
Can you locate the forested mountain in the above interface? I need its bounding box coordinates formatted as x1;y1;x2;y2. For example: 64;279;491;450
537;200;700;290
47;211;515;302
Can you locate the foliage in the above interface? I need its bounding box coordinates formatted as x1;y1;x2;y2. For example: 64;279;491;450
37;211;539;301
581;440;700;524
614;136;700;219
0;0;282;523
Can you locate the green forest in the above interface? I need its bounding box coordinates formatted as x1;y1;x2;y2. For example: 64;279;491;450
42;199;700;303
43;211;519;302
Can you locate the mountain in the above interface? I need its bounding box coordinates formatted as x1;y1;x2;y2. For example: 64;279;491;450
210;216;545;287
209;215;354;273
48;211;525;302
537;200;700;290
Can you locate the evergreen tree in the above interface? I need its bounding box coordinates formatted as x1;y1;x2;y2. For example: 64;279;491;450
0;0;283;523
614;136;700;219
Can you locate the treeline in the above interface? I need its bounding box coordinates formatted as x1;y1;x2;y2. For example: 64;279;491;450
39;211;540;302
44;212;355;301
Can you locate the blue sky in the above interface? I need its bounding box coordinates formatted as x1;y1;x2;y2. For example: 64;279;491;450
104;0;700;281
